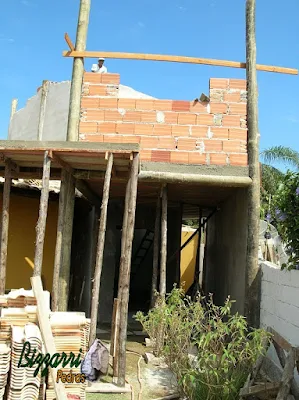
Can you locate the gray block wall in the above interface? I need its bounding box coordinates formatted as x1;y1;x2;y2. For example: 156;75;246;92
8;81;71;141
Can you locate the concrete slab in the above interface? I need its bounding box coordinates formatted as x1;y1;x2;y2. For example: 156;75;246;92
86;382;131;393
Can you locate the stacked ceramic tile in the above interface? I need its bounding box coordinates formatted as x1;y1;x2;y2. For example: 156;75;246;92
45;313;90;400
0;320;12;346
0;289;50;310
7;323;43;400
0;344;11;400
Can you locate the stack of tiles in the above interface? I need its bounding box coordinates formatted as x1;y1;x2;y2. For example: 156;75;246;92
45;313;90;400
0;344;11;400
0;321;11;346
7;324;43;400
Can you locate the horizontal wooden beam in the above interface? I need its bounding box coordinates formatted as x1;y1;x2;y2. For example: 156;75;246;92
62;50;298;75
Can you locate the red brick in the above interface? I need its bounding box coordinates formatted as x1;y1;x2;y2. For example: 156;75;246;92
117;99;136;109
151;150;171;162
188;153;207;165
154;100;173;111
123;111;142;122
116;123;135;134
210;153;227;165
177;138;196;151
190;101;208;112
140;136;159;149
210;103;228;114
172;101;190;112
171;125;190;137
210;78;229;89
103;135;123;144
170;151;189;164
85;109;105;121
164;112;178;124
99;98;118;109
203;140;223;152
223;140;247;153
210;127;229;139
140;150;152;161
122;135;141;144
136;99;154;110
178;113;197;125
135;124;154;135
141;112;157;123
229;79;247;90
191;126;208;137
98;122;117;133
229;128;247;140
81;97;100;109
229;154;248;166
154;125;172;136
224;92;241;102
83;72;103;84
158;137;176;149
89;85;107;96
229;103;247;115
222;115;241;127
79;122;98;133
81;134;103;142
196;114;214;126
101;73;120;85
104;110;123;122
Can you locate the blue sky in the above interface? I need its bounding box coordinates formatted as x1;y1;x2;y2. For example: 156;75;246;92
0;0;298;160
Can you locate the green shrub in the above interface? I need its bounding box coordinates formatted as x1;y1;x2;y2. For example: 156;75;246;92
135;288;270;400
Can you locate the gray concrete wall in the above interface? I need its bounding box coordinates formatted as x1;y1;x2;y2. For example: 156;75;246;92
8;81;70;141
204;188;248;314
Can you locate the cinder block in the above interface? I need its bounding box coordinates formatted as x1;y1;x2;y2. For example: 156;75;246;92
135;124;154;135
210;78;229;89
81;97;100;108
209;153;227;165
229;153;248;166
229;128;247;140
222;140;247;153
99;98;118;109
140;136;159;149
177;138;196;151
203;140;222;152
164;112;178;124
118;99;136;109
98;122;117;133
123;111;142;122
229;103;247;115
151;150;171;162
178;113;197;125
79;122;98;133
171;125;190;137
222;115;241;127
89;85;107;96
224;92;241;102
229;79;247;90
116;123;135;134
158;137;176;149
210;103;228;114
140;112;156;123
154;100;173;111
188;153;207;165
104;110;123;122
172;100;190;112
136;99;154;110
210;127;229;139
154;125;172;136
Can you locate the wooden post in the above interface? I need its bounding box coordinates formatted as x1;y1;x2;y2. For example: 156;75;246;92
245;0;261;328
67;0;91;141
151;193;161;308
58;172;76;310
33;151;51;277
0;163;12;295
31;276;68;400
89;153;114;347
194;209;203;286
111;298;120;382
117;152;139;387
160;185;168;298
37;80;49;141
10;99;18;122
51;169;68;311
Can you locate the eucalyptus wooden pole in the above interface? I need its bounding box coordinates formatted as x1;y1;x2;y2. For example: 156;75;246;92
151;193;161;308
89;153;114;347
0;163;12;295
51;169;68;311
245;0;261;328
67;0;91;141
10;99;18;122
37;80;49;141
117;152;139;387
194;209;203;285
58;172;76;310
159;185;168;298
33;151;51;277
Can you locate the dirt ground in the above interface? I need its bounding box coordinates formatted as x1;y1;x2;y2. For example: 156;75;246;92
86;337;178;400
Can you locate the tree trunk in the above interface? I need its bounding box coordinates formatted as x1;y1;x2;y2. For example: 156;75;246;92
160;185;168;298
245;0;261;328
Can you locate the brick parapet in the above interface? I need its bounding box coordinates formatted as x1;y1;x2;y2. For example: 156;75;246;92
79;73;248;166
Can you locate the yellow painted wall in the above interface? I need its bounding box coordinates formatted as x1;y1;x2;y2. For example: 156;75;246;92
180;228;198;293
0;192;58;292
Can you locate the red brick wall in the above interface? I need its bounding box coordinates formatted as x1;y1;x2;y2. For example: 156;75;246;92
79;73;248;166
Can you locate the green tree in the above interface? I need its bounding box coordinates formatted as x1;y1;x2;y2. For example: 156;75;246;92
260;146;299;219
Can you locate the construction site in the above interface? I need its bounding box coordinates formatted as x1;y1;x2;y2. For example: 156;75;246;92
0;0;299;399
